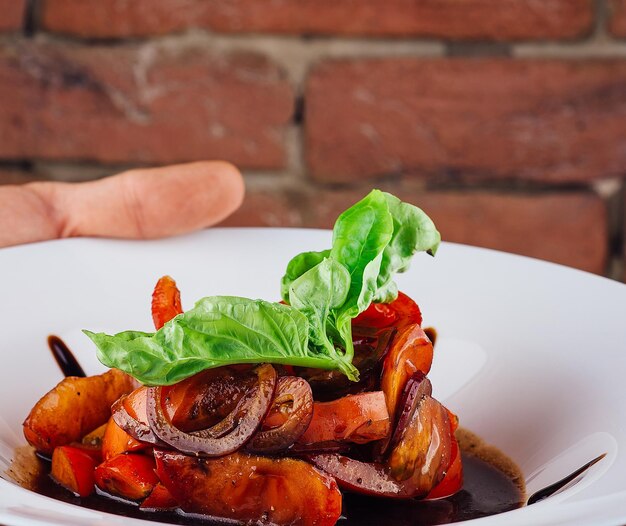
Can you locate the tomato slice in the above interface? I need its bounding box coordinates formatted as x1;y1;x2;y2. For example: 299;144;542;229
51;445;97;497
95;453;160;501
388;395;451;493
353;291;422;330
155;450;342;526
445;406;459;433
381;323;434;423
151;275;183;330
298;391;390;447
426;437;463;499
101;417;148;460
140;483;179;511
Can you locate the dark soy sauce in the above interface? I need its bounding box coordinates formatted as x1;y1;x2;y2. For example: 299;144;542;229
424;327;437;347
48;335;86;377
526;453;606;505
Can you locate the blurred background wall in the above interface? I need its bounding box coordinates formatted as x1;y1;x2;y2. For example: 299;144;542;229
1;0;625;281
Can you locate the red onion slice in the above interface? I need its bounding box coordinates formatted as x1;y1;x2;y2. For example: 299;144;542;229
146;364;277;456
375;372;431;459
309;453;412;499
388;372;432;452
247;376;313;454
112;394;164;446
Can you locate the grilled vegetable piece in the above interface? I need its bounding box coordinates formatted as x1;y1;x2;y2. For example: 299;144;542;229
112;367;257;443
81;423;107;448
298;391;390;448
353;291;422;330
155;450;342;526
111;387;161;445
95;453;159;501
309;453;408;498
298;326;395;401
23;369;136;455
248;376;314;453
51;445;97;497
101;417;148;460
388;395;452;493
140;483;179;511
381;323;433;423
311;376;454;500
151;275;183;330
426;437;463;500
146;364;277;457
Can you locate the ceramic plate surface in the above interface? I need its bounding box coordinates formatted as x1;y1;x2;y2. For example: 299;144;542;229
1;228;625;526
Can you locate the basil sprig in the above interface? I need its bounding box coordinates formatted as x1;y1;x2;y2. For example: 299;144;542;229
86;190;440;385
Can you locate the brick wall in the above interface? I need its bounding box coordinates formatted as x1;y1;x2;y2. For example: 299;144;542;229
1;1;625;280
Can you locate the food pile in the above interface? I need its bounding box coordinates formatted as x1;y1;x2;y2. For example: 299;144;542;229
23;190;462;526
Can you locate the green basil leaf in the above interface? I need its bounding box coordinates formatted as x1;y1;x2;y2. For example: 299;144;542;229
373;192;441;303
89;190;441;386
280;250;330;302
289;258;358;380
330;189;394;317
86;296;341;386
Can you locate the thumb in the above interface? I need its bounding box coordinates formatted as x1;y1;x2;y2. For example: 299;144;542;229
46;161;245;240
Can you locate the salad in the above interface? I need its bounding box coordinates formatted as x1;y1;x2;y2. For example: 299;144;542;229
22;190;463;526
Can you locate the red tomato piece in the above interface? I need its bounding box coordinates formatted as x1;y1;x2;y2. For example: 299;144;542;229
353;291;422;330
151;275;183;330
445;406;459;434
101;417;148;460
381;323;434;422
426;438;463;499
95;453;159;501
51;445;97;497
298;391;390;447
140;483;179;511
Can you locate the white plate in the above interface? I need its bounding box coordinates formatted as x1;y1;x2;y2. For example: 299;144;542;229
1;228;625;526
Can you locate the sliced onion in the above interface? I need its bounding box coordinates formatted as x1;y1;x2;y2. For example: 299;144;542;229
146;364;277;456
309;453;411;499
375;372;431;459
389;372;432;452
112;394;164;446
247;376;313;454
165;367;256;432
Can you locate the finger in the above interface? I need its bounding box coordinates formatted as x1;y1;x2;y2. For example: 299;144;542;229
39;161;245;240
0;185;60;248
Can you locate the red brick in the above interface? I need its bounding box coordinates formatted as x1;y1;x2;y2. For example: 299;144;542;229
0;42;293;167
609;0;626;37
306;59;626;184
39;0;593;41
0;0;25;31
219;186;305;228
303;187;607;275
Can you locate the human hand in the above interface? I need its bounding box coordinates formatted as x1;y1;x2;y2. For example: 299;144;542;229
0;162;245;248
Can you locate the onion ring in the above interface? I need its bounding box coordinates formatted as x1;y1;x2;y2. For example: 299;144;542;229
146;364;276;456
112;394;164;446
247;376;313;454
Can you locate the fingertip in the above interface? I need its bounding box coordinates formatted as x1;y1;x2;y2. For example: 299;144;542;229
130;161;246;237
201;160;246;219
